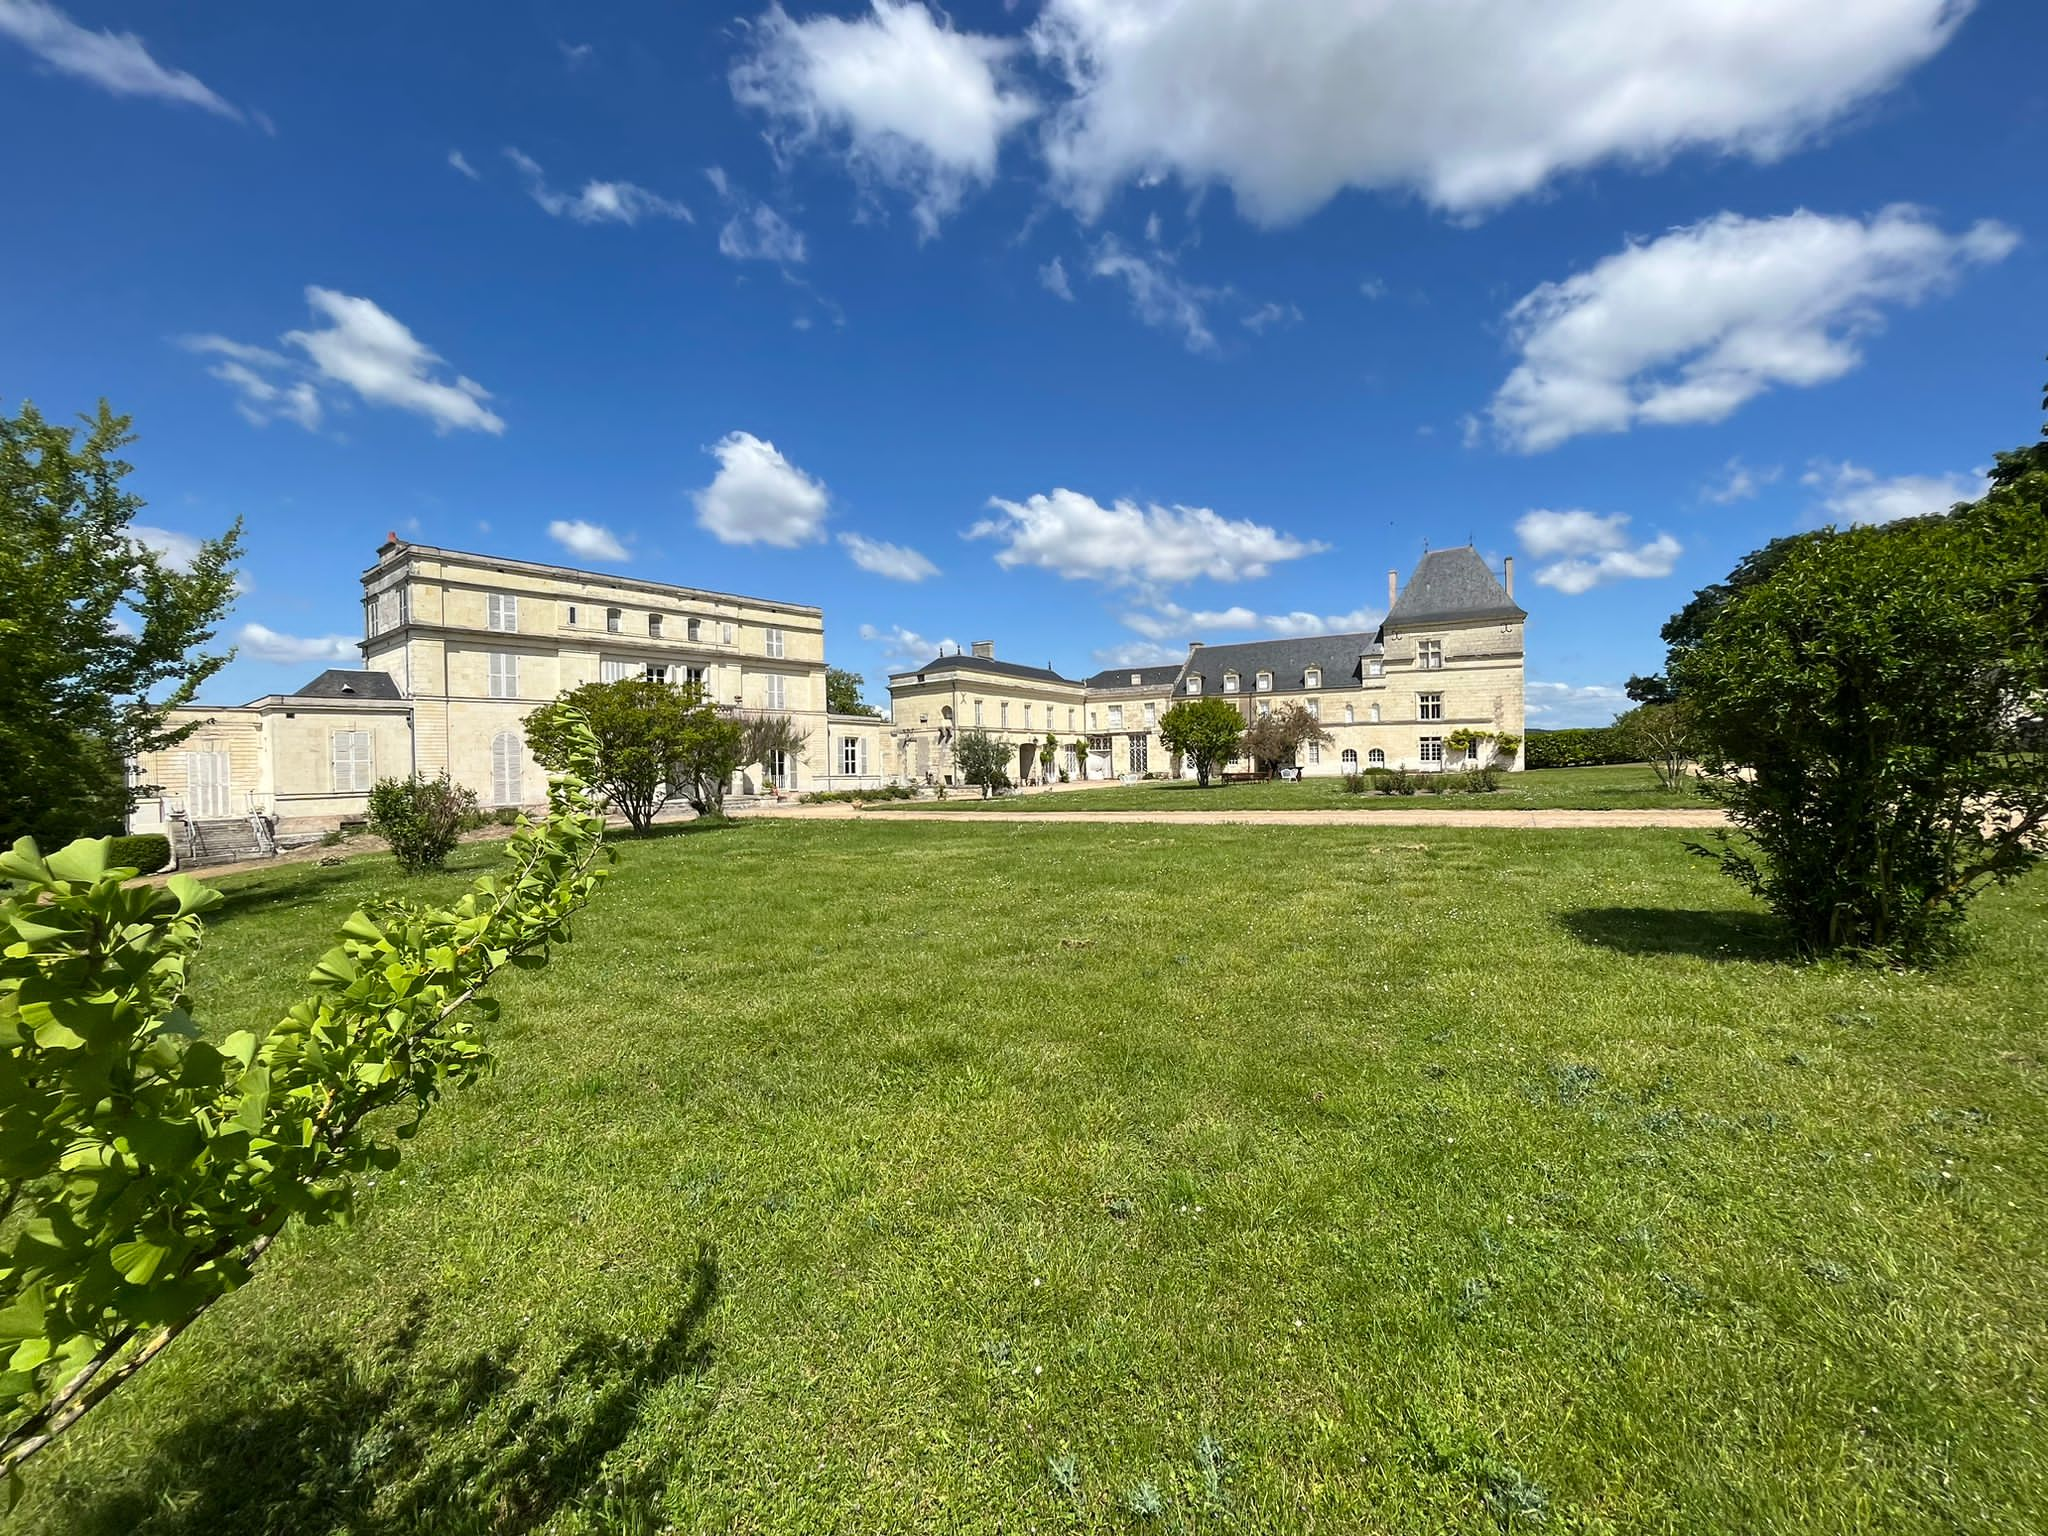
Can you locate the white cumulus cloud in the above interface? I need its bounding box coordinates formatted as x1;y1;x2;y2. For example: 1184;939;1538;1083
505;148;692;226
548;519;629;561
719;203;808;263
1803;460;1984;525
130;525;203;571
284;287;506;435
694;431;831;547
177;335;323;430
236;623;358;664
839;531;939;581
1031;0;1969;224
0;0;241;118
731;0;1036;238
971;488;1323;586
1701;457;1780;504
1121;599;1379;643
1515;508;1681;595
1091;640;1184;667
860;621;959;666
1525;680;1630;728
1489;206;2017;451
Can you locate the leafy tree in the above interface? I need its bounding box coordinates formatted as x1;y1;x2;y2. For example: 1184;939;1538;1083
1628;530;1833;705
826;666;878;717
740;713;811;795
1674;466;2048;960
1069;737;1089;779
1159;698;1246;787
1042;732;1060;782
0;711;610;1480
953;728;1011;796
1242;703;1332;776
366;772;479;873
1624;674;1677;705
526;678;737;831
0;401;242;849
1615;704;1696;791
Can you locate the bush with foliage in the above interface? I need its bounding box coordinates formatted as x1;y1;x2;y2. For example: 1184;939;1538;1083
799;784;917;805
1615;703;1697;791
0;710;611;1481
104;835;170;875
527;677;741;829
1522;726;1634;769
953;729;1011;796
740;714;811;794
1673;437;2048;960
1158;698;1246;787
366;772;478;873
1243;703;1332;776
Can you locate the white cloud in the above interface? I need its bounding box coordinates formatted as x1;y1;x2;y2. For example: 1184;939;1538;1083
693;431;831;547
560;40;594;68
1525;680;1630;728
1515;508;1681;594
1489;206;2017;452
1241;301;1302;334
839;531;939;581
448;149;479;180
1121;598;1378;642
1701;457;1780;504
860;621;959;666
178;334;323;430
971;488;1323;585
130;525;202;570
0;0;240;119
719;203;808;263
1803;460;1983;525
731;0;1036;238
547;519;629;561
1360;277;1387;300
236;623;357;664
505;148;692;226
1091;639;1183;667
284;287;506;435
1091;238;1218;351
1031;0;1969;224
1039;255;1074;300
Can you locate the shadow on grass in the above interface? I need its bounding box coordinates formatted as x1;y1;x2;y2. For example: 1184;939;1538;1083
624;815;741;844
55;1245;719;1536
1558;906;1793;964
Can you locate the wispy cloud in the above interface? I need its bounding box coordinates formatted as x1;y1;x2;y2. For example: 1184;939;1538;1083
447;148;479;180
505;147;692;226
839;531;938;582
0;0;241;119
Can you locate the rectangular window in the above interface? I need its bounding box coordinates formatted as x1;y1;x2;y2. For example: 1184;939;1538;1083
1418;692;1444;721
330;730;372;793
1144;701;1156;727
1107;705;1123;729
1308;741;1320;765
1420;736;1444;763
1000;702;1009;727
975;699;984;725
1344;704;1355;723
1187;677;1201;695
770;749;795;791
687;617;703;642
841;736;863;776
649;614;664;638
1024;704;1033;728
488;652;520;698
767;674;787;710
1369;660;1385;677
1305;698;1320;720
1255;672;1273;692
721;622;735;645
607;608;622;634
1256;700;1270;717
1067;707;1076;729
682;665;707;689
1128;733;1148;773
487;593;517;633
564;602;579;628
600;658;633;683
765;627;785;659
1223;673;1240;693
1417;640;1443;670
1304;668;1321;689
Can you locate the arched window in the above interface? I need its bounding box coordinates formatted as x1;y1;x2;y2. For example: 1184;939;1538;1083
1368;748;1386;766
491;730;523;806
1369;703;1381;722
1340;749;1358;771
1344;704;1355;723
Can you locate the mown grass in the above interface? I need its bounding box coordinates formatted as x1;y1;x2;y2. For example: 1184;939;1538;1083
874;763;1700;812
12;820;2046;1534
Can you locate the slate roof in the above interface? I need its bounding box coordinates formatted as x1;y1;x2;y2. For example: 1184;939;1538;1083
893;653;1079;686
292;669;402;700
1179;632;1383;693
1082;664;1184;690
1383;546;1525;629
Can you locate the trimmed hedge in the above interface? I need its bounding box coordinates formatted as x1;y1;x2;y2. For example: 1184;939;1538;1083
1523;726;1637;769
107;834;172;875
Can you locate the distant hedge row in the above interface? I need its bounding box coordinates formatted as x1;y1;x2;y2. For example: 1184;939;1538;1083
1523;727;1638;770
107;834;172;874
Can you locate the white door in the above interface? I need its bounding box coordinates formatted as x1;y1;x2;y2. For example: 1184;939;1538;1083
188;750;231;818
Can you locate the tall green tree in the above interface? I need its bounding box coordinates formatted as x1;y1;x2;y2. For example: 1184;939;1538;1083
0;401;242;847
740;713;811;791
826;666;879;716
1159;698;1246;787
1675;463;2048;961
525;678;740;830
1242;702;1332;776
952;728;1010;796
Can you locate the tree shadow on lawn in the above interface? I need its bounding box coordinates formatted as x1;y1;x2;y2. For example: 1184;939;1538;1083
1558;906;1794;964
56;1245;719;1536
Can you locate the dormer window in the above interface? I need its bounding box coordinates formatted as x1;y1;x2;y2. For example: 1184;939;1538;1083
1186;676;1202;695
1255;671;1273;692
1304;667;1321;689
1129;672;1142;685
1223;672;1240;693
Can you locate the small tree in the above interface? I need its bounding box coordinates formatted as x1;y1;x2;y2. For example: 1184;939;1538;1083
526;677;734;832
740;713;811;796
1243;703;1332;776
1070;737;1090;779
953;728;1010;796
826;666;878;716
672;706;746;817
1615;704;1696;790
1159;698;1246;787
1042;732;1060;782
366;772;478;873
1673;462;2048;960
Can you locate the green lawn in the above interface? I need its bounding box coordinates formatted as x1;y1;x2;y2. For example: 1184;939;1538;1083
869;762;1702;812
14;821;2047;1534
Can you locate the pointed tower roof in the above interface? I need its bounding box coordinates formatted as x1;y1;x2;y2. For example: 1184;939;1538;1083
1383;547;1525;629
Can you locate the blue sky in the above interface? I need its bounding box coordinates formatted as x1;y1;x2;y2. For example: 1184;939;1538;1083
2;0;2042;724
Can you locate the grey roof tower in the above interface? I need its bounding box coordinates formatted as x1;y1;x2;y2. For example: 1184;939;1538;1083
1382;547;1525;631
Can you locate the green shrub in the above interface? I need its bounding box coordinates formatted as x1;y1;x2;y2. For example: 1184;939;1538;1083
1341;772;1368;795
1523;727;1635;769
366;772;478;874
105;833;170;874
799;784;918;805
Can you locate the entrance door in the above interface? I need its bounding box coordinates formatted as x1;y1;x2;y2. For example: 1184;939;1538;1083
188;750;231;818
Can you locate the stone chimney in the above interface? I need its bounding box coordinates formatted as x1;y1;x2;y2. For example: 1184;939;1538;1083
971;640;994;659
1187;641;1204;650
1387;568;1399;609
1504;556;1515;600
